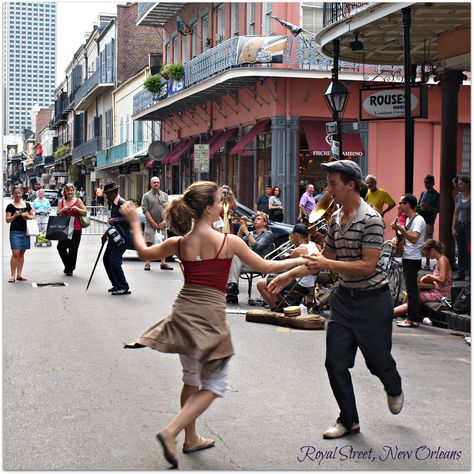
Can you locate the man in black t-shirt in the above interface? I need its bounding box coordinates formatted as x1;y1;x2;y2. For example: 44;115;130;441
254;185;273;214
418;175;440;268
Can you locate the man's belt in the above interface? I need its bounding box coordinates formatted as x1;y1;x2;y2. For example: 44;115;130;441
338;284;389;298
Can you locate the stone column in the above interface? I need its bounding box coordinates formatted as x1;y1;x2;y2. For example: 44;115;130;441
271;115;299;225
437;70;466;263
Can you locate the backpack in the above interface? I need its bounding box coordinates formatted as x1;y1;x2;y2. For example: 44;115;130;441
453;285;471;314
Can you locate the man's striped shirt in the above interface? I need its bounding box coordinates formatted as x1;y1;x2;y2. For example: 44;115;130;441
325;199;388;289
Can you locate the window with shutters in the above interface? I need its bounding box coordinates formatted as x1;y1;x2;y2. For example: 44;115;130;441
262;3;273;35
461;125;470;175
247;4;255;35
105;109;112;148
126;114;130;143
191;21;198;57
301;2;323;36
133;120;144;151
120;117;124;144
216;4;225;41
231;4;239;36
202;15;209;51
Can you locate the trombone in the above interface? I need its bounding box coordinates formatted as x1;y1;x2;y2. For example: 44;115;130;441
266;193;337;260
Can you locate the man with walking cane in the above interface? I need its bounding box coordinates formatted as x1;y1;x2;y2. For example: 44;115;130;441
101;182;132;295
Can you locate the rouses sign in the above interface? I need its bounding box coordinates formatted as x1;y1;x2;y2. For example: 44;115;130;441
360;85;427;121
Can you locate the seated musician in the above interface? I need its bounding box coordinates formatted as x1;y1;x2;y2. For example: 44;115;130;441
226;211;274;300
256;224;320;310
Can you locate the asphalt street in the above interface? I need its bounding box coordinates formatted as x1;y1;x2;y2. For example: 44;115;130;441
3;224;471;470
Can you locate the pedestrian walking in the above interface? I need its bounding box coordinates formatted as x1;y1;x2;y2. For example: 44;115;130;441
452;176;470;281
101;182;131;295
120;181;305;468
32;188;51;235
298;183;315;222
391;193;426;327
141;176;173;271
56;183;88;276
364;174;396;218
5;185;35;282
268;186;284;222
418;174;440;269
269;160;403;439
96;184;104;206
254;184;272;214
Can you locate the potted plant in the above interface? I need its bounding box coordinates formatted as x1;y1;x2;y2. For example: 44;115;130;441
160;63;184;81
144;73;163;94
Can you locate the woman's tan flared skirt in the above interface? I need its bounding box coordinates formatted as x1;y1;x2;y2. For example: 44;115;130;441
124;283;234;369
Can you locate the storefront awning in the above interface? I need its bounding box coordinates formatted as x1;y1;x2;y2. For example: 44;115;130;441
229;120;270;155
166;136;199;165
302;121;365;158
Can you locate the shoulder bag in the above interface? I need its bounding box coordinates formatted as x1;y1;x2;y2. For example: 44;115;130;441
80;215;91;228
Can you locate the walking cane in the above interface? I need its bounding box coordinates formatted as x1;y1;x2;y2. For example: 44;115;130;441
86;239;106;291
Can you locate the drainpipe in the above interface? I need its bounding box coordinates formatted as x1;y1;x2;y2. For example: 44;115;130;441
402;7;414;193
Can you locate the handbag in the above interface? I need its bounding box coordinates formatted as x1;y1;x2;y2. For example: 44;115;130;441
26;218;40;236
80;215;91;228
46;215;74;240
154;230;163;245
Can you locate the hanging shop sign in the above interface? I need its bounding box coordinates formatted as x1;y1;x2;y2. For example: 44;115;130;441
119;163;140;175
52;172;69;177
193;144;210;173
359;85;427;121
236;35;287;65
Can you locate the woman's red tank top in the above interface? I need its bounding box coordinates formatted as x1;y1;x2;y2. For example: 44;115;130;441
179;234;232;293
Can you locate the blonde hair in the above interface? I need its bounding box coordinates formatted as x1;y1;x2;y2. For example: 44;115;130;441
165;181;218;235
255;211;269;225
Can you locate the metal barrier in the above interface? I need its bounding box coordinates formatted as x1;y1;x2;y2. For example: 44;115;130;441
83;206;109;235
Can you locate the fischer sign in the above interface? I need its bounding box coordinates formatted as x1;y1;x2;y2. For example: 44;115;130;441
360;86;426;121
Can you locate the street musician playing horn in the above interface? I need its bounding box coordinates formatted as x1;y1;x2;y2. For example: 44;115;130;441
255;223;319;311
268;160;403;440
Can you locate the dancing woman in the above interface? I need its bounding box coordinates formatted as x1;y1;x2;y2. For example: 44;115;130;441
120;181;304;468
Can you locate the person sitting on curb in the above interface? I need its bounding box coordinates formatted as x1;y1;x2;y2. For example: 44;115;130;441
226;211;273;303
394;239;452;322
255;224;319;310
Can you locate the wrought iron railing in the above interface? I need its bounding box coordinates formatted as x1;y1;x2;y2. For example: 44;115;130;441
71;137;103;161
133;34;407;116
323;2;370;27
96;140;151;167
75;68;114;106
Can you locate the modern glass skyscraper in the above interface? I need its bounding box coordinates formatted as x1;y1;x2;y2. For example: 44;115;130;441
2;2;56;135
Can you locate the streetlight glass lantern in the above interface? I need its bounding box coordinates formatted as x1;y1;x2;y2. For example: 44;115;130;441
324;80;350;114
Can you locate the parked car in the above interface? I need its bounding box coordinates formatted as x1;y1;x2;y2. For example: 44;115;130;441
42;189;60;207
168;194;292;248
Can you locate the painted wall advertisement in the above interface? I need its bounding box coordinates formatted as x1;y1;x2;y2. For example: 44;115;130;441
236;35;287;65
359;85;428;121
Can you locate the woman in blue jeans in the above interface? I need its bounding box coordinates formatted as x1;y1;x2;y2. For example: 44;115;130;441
452;176;470;281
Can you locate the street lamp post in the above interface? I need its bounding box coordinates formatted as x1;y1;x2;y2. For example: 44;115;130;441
324;39;349;160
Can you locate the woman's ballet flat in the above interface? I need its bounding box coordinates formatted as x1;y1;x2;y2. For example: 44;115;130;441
156;431;178;468
183;436;215;453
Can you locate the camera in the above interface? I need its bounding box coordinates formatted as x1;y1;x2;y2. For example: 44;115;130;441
106;226;125;246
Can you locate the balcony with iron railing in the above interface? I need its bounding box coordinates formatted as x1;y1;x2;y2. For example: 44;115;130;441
96;139;151;168
71;136;103;162
322;2;370;27
133;35;397;117
74;68;114;111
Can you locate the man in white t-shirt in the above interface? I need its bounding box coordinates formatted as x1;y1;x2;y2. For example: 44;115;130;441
391;193;426;327
256;224;319;310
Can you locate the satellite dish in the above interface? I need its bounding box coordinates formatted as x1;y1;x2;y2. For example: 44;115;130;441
148;141;169;161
